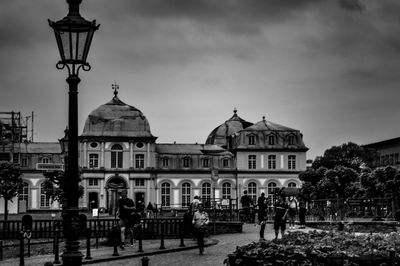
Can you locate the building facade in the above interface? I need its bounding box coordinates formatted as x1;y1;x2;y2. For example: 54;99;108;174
1;92;308;214
364;137;400;169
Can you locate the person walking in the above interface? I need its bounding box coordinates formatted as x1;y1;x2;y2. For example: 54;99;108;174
117;190;135;249
287;196;298;229
192;204;209;255
240;190;253;223
146;202;154;218
257;192;268;240
274;194;289;240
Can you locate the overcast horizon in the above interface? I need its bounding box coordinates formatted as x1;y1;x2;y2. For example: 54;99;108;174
1;0;400;160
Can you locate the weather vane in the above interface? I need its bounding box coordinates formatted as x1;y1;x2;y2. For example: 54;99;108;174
112;81;119;96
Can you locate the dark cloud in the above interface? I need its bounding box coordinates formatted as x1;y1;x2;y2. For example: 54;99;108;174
339;0;365;12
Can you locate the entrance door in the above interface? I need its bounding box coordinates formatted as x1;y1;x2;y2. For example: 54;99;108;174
135;192;145;211
88;192;99;209
106;176;127;215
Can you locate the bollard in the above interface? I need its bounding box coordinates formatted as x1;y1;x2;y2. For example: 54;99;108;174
53;228;60;265
112;225;119;256
160;220;165;250
27;237;31;257
85;228;92;260
19;231;24;266
141;256;149;266
138;225;143;253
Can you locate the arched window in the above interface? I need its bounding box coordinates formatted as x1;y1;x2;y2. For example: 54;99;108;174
18;182;29;209
161;182;171;207
201;182;211;203
111;144;123;168
288;182;297;188
222;182;231;199
181;182;191;207
267;182;277;204
40;182;51;208
248;182;257;203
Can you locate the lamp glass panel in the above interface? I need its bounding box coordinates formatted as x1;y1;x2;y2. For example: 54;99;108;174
76;31;88;61
59;31;71;60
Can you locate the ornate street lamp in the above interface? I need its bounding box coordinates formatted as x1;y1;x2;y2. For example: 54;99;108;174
49;1;99;265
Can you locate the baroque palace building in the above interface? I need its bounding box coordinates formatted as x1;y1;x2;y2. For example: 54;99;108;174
0;91;308;215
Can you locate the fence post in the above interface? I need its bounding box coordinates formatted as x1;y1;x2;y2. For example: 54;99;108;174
180;221;185;247
141;256;149;266
160;220;165;250
0;240;3;261
112;225;119;256
19;231;24;266
85;228;92;260
138;224;144;253
53;227;60;265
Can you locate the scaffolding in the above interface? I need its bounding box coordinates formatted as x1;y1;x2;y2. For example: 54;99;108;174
0;111;33;163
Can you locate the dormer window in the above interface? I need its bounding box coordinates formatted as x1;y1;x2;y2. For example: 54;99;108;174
202;158;210;168
248;135;256;145
182;157;191;168
288;135;295;145
41;157;50;164
222;158;230;168
268;135;275;145
162;157;169;168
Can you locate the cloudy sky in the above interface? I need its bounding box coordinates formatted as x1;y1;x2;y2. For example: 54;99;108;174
1;0;400;160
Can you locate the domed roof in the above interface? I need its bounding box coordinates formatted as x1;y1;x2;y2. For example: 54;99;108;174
81;92;154;138
206;109;253;146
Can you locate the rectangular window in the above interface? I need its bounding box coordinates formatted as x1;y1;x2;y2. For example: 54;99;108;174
223;158;230;168
288;155;296;170
202;158;210;168
248;135;255;145
288;135;295;145
183;157;190;168
248;155;256;169
13;153;19;164
162;157;169;168
89;153;99;168
135;154;145;169
111;151;123;168
135;179;145;187
21;157;28;167
268;155;276;169
88;178;98;186
268;135;275;145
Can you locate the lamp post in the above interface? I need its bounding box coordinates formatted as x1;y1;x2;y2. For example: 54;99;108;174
49;1;99;265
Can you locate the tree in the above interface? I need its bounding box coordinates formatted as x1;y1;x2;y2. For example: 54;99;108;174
317;166;358;220
299;167;327;200
43;171;84;206
0;162;22;220
311;142;378;171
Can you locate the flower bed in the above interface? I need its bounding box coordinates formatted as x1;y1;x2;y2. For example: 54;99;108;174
224;231;400;265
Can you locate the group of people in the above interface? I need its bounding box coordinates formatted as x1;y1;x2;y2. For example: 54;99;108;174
241;190;307;240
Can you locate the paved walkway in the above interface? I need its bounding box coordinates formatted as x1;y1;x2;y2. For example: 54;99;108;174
1;224;313;266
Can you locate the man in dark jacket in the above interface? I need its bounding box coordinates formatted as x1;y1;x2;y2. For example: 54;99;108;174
240;190;253;223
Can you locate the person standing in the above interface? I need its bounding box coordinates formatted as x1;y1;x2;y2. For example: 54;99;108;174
192;204;209;255
298;197;307;229
274;194;289;240
257;192;268;240
117;190;135;249
287;196;298;229
146;202;154;218
240;190;253;223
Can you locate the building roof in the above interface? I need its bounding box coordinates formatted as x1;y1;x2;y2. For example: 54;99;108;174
14;142;61;154
363;137;400;149
206;109;253;146
156;143;232;156
81;93;155;138
242;117;298;132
